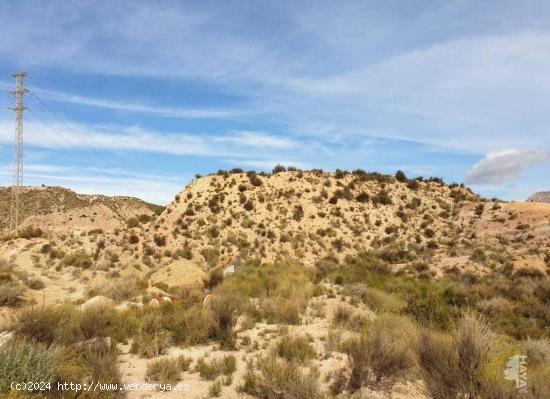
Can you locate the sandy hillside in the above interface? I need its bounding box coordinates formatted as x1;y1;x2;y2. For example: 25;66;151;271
0;186;161;235
150;170;477;269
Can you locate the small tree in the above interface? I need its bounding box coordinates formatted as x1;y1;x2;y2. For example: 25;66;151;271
272;165;286;174
395;170;407;182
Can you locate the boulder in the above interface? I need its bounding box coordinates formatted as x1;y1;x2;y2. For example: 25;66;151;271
0;331;14;349
80;295;114;310
149;296;172;307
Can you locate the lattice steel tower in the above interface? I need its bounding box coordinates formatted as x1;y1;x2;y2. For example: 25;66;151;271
9;72;29;236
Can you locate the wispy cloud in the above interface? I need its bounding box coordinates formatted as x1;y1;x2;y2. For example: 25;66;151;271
465;150;550;185
33;88;244;119
0;120;301;156
214;131;297;150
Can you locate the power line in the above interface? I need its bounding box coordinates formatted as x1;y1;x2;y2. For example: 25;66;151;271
27;90;163;200
24;112;131;191
9;72;29;236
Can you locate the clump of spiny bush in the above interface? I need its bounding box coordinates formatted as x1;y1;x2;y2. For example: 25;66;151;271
209;287;245;349
195;355;236;380
13;304;137;345
240;355;320;398
146;355;192;384
62;250;92;269
221;261;312;325
274;334;316;364
247;171;263;187
17;225;43;239
416;313;497;399
0;279;26;307
343;313;418;391
372;189;393;205
0;339;56;394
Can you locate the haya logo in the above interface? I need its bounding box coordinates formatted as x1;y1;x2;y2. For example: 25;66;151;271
503;354;527;391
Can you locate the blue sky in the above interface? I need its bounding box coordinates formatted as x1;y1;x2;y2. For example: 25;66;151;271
0;0;549;204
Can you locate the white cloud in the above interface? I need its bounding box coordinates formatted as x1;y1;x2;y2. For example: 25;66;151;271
0;120;300;156
214;131;297;149
465;150;550;184
32;88;243;119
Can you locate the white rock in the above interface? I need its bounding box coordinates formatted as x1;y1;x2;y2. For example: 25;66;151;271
0;331;14;349
80;295;114;310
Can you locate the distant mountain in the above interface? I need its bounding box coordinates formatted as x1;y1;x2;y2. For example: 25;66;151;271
0;186;162;234
527;192;550;203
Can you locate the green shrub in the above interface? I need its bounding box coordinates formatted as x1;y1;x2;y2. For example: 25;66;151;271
130;331;173;358
275;335;316;364
355;192;369;203
372;190;393;205
55;344;121;399
14;304;136;345
364;287;406;314
239;355;320;399
256;297;306;325
195;355;236;380
344;314;417;390
153;235;166;247
0;339;57;395
405;292;452;330
272;165;286;174
0;281;25;307
416;329;459;399
201;247;220;268
18;225;43;239
204;268;224;290
209;380;222;396
222;262;312;300
332;305;369;331
209;287;244;349
62;250;92;269
126;217;139;228
416;313;493;399
146;355;192;384
243;200;254;211
407;179;420;190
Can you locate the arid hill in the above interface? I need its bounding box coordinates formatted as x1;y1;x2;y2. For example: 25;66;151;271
150;169;479;269
527;191;550;203
0;186;161;235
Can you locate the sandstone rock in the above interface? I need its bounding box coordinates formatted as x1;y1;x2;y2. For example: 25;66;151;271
80;295;114;310
0;331;14;349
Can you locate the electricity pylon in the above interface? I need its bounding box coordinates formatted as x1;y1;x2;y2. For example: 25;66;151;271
9;72;29;236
